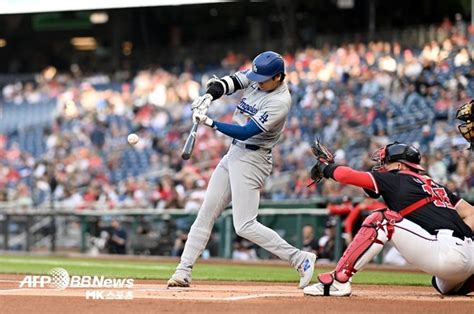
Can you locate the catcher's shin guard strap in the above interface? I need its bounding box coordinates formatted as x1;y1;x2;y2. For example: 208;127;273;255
324;284;330;296
333;210;400;283
318;272;334;296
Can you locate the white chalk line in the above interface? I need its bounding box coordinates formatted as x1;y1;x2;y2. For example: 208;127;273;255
1;280;299;294
0;279;21;283
224;293;299;300
124;294;301;301
0;258;171;270
0;278;301;301
0;285;301;301
0;288;37;292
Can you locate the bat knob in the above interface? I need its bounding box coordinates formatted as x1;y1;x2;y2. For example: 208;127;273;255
181;153;191;160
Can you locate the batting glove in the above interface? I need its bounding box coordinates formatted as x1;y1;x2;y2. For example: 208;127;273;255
192;111;214;127
205;75;220;89
191;94;213;114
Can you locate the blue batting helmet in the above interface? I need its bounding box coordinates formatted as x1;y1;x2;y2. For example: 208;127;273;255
246;51;285;82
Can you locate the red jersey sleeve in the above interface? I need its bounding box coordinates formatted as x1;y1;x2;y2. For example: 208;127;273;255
333;166;377;192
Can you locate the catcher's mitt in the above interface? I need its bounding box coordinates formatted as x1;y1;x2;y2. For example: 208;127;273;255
308;139;335;187
311;139;335;164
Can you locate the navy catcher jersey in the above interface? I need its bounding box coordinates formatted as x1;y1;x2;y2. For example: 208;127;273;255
370;170;473;238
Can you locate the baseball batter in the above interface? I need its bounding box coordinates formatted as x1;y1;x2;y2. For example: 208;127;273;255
167;51;316;289
304;141;474;296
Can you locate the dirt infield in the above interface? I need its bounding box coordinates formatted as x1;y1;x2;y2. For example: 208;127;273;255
0;274;473;314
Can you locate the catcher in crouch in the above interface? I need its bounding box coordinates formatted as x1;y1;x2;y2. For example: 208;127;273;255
303;140;474;297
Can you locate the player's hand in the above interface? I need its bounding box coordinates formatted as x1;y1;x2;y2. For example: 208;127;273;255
191;94;213;115
192;111;214;127
205;75;220;89
307;138;335;187
310;160;327;182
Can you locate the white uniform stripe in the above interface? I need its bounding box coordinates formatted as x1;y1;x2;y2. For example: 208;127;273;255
454;198;463;209
234;71;250;89
234;75;243;88
368;172;379;194
222;76;235;94
216;80;227;94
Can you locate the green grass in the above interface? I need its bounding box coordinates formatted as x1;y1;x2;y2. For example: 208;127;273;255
0;255;431;286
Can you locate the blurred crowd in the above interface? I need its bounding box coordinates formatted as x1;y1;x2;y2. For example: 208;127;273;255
0;16;474;217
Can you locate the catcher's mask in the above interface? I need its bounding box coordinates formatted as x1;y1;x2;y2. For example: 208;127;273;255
371;142;425;172
456;100;474;149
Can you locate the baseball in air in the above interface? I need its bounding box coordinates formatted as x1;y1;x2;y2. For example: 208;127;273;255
127;133;139;145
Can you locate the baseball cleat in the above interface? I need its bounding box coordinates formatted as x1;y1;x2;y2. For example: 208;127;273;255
303;278;351;297
167;272;192;288
297;252;317;289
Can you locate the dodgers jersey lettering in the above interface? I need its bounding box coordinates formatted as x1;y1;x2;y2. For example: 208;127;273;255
371;171;472;238
231;71;291;149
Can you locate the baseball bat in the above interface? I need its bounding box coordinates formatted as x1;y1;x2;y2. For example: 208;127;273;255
181;123;199;160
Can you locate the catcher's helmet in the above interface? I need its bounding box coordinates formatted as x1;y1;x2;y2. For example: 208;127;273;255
456;100;474;149
246;51;285;82
372;142;425;172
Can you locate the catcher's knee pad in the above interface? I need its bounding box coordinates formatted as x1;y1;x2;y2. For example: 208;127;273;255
333;210;402;283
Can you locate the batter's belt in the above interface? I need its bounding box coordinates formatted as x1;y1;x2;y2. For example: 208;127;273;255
232;139;271;153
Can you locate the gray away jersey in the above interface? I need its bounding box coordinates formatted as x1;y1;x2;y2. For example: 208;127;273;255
231;71;292;149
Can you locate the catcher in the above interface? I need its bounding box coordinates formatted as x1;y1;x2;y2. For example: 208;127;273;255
456;99;474;149
304;140;474;296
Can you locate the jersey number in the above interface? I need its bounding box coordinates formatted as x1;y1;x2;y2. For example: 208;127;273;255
421;184;455;209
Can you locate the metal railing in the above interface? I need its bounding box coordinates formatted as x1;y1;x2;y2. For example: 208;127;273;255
0;206;344;260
